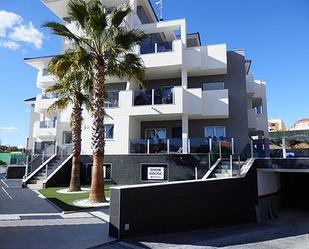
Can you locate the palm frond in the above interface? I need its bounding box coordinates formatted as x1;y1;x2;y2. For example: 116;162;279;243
115;29;145;50
47;97;70;115
42;22;81;44
111;6;131;28
67;0;89;30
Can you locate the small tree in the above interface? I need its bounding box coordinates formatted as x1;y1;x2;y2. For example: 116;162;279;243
43;0;145;202
46;50;92;192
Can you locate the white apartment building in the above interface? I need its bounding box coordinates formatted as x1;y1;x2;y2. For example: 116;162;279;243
25;0;269;158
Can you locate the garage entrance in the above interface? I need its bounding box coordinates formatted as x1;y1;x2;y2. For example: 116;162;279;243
280;172;309;210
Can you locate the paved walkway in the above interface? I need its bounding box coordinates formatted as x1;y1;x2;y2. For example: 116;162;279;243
97;211;309;249
0;167;115;249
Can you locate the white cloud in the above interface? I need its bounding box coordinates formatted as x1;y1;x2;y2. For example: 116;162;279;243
9;22;43;49
0;126;18;133
0;10;43;50
0;10;22;37
0;40;20;50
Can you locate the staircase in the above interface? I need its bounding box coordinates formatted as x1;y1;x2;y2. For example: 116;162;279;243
24;155;70;189
205;159;246;179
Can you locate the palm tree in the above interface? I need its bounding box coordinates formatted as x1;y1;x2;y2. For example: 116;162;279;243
46;49;92;192
43;0;145;202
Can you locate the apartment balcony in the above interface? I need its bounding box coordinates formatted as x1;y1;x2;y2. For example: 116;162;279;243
246;74;266;99
248;109;267;132
130;137;232;154
36;69;56;89
138;39;183;70
184;88;229;118
115;87;229;119
119;86;184;118
130;138;182;154
34;93;59;113
43;0;140;20
33;120;57;138
185;44;227;75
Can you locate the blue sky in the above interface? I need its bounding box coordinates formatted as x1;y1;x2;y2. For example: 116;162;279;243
0;0;308;146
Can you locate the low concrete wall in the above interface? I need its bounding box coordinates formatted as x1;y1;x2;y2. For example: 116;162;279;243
5;165;26;179
255;158;309;170
109;164;258;239
44;154;211;187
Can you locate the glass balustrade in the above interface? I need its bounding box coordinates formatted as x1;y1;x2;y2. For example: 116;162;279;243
104;91;119;108
133;88;174;106
140;41;173;55
41;93;59;99
39;120;57;128
129;137;234;155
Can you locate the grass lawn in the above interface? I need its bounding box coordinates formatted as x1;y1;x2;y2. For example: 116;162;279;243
39;184;114;211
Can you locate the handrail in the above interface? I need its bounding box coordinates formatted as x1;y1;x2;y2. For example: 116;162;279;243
43;154;73;187
23;154;56;184
202;158;222;180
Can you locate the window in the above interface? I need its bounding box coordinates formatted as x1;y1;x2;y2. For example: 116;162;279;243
104;91;119;108
204;126;226;138
42;69;49;76
63;131;72;145
145;128;167;140
86;163;111;181
104;124;114;139
202;82;224;91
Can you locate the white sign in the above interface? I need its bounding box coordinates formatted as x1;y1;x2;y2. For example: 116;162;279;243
147;167;164;180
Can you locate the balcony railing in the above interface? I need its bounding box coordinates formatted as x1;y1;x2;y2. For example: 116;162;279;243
130;138;182;154
133;88;174;106
140;41;173;55
39;120;57;129
41;93;59;99
104;91;119;108
130;137;233;155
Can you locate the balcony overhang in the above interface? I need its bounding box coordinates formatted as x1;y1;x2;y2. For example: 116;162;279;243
24;55;54;69
42;0;158;21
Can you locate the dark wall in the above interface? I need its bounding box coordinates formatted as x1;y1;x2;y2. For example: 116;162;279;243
141;120;182;139
146;78;181;90
106;82;127;91
188;51;249;154
254;158;309;170
280;173;309;210
109;164;258;239
44;154;211;187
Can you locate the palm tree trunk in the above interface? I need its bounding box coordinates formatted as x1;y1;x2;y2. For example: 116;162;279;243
68;105;82;192
89;56;106;203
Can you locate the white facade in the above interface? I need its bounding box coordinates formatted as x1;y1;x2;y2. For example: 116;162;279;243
268;119;286;132
25;0;268;156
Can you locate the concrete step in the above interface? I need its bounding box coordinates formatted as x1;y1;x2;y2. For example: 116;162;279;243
27;183;43;190
215;169;240;174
